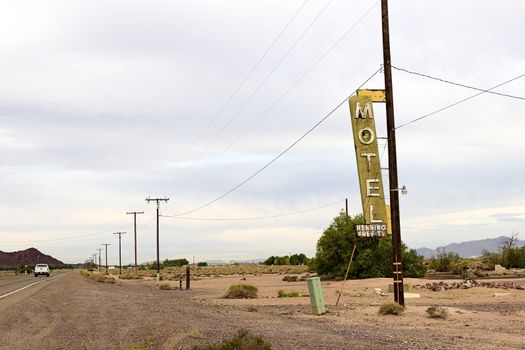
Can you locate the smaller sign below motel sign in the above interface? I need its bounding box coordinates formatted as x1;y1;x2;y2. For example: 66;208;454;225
356;224;387;238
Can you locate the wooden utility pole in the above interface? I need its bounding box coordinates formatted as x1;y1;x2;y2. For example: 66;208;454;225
126;211;144;269
113;232;126;275
146;197;169;280
381;0;404;306
102;243;111;274
97;248;102;271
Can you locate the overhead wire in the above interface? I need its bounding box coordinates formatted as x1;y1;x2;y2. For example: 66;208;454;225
144;0;310;198
395;72;525;130
392;65;525;101
164;0;334;196
169;0;381;196
169;67;383;217
161;199;342;221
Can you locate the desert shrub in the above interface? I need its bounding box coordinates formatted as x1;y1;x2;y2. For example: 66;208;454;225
194;329;271;350
222;284;258;299
426;306;448;319
430;250;462;273
277;290;301;298
282;275;298;282
119;272;142;280
94;274;115;283
378;302;405;315
160;283;172;290
198;262;208;267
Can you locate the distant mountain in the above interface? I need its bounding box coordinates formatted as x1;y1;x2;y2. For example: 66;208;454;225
0;247;64;266
416;236;525;259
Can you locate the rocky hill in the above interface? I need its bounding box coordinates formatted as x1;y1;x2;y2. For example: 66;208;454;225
0;247;63;266
416;236;525;259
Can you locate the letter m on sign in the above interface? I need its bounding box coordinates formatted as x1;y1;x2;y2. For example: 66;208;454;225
355;101;373;119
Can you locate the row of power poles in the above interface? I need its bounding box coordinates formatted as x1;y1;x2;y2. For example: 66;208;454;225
92;197;169;279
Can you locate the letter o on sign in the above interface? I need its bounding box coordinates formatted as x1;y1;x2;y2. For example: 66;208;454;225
358;127;375;145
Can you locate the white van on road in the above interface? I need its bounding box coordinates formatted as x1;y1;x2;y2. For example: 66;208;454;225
34;264;50;277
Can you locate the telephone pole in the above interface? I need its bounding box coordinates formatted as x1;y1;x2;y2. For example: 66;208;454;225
381;0;404;306
146;197;169;280
126;211;144;269
97;248;102;271
102;243;111;274
113;232;126;275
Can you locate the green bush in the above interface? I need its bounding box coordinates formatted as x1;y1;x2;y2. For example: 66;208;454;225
222;284;258;299
194;329;271;350
314;211;427;278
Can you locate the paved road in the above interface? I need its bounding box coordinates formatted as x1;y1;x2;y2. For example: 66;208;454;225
0;270;69;299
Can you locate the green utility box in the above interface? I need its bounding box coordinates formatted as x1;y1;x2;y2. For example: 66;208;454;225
307;277;326;315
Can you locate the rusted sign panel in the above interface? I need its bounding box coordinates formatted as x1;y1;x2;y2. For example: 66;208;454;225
349;95;387;228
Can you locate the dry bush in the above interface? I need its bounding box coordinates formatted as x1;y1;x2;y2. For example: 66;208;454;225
426;306;449;319
282;275;298;282
119;272;142;280
378;302;405;315
194;329;271;350
222;284;258;299
277;290;302;298
94;274;115;283
160;283;172;290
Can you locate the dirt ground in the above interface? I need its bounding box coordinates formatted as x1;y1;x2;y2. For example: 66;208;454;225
0;271;524;349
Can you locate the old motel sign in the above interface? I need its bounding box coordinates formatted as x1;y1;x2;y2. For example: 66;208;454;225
349;91;387;237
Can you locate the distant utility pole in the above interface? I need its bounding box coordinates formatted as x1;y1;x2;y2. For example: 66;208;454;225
113;232;126;275
102;243;111;274
93;253;97;268
97;248;102;271
146;197;169;280
381;0;405;306
126;211;144;269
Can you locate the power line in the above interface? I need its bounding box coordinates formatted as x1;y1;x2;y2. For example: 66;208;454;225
162;199;342;220
157;0;316;196
396;72;525;130
392;65;525;101
170;67;383;217
169;1;380;196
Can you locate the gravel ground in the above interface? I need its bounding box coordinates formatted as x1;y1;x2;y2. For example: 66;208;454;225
0;271;524;349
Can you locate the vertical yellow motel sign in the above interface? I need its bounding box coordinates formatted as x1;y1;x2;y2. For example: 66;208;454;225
349;91;388;235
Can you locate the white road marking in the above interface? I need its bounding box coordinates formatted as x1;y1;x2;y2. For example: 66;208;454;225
0;273;66;300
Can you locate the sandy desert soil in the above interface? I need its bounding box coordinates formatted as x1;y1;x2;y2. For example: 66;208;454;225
0;271;523;349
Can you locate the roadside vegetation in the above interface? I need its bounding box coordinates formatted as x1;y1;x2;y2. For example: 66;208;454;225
80;269;115;283
378;302;405;315
312;211;427;279
277;290;306;298
222;284;258;299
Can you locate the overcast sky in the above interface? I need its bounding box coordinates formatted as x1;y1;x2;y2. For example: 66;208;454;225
1;1;524;264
